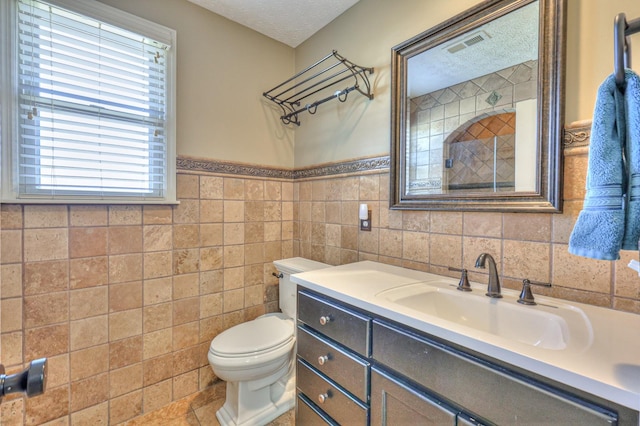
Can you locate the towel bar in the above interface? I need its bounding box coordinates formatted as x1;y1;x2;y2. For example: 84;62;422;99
614;12;640;88
263;50;374;126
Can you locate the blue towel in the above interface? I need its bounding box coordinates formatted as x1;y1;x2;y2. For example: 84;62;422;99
569;74;625;260
622;70;640;250
569;70;640;260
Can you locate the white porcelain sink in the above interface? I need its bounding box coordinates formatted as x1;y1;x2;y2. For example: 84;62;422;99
376;282;593;351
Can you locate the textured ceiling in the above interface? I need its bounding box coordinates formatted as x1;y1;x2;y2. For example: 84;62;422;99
187;0;360;47
408;1;540;96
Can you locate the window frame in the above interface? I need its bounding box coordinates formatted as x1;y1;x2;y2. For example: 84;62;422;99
0;0;177;204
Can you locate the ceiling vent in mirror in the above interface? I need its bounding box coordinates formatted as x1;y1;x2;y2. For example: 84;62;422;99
445;30;492;54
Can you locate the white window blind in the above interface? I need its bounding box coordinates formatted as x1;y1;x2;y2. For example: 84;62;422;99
3;0;176;203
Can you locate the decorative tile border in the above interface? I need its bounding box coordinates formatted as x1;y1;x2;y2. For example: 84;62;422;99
178;123;590;180
292;155;390;179
177;156;294;179
563;121;591;148
177;155;390;180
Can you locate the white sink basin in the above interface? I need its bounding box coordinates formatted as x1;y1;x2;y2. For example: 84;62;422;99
376;282;593;351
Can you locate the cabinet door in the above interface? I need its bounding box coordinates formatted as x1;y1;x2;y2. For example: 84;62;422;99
373;320;619;425
370;366;457;426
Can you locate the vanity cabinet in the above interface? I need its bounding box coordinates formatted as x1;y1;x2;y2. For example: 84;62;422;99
296;288;634;425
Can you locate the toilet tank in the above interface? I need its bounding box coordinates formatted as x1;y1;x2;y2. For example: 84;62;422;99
273;257;330;318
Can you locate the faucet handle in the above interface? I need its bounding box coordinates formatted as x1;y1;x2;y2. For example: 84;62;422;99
448;267;472;292
518;279;552;305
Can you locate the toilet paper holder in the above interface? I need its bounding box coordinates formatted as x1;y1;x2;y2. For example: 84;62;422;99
0;358;47;404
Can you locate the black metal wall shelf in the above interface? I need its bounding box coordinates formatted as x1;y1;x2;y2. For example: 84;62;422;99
263;50;374;126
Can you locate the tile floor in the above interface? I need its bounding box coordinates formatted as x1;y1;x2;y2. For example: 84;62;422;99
122;381;295;425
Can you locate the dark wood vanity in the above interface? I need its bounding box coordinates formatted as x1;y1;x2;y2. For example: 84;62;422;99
295;288;639;425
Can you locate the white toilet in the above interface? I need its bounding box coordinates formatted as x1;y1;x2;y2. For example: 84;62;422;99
208;257;329;426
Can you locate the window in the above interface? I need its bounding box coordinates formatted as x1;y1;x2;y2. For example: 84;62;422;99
0;0;176;203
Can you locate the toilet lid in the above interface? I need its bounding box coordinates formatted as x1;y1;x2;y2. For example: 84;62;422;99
211;314;293;356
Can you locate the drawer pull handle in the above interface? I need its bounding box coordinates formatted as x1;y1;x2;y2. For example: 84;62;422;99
318;355;329;365
318;392;331;404
319;315;332;326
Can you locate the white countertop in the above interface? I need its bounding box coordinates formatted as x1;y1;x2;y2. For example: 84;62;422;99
291;261;640;412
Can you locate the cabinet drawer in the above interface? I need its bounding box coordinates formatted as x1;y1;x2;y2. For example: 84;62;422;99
298;290;371;356
297;324;369;402
297;393;338;426
297;358;368;426
372;320;618;425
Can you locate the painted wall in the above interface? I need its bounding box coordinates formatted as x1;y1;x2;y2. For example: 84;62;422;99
94;0;640;168
98;0;296;169
567;0;640;123
292;0;478;166
293;0;640;167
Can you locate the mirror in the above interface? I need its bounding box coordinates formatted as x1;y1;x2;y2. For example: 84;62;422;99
390;0;565;212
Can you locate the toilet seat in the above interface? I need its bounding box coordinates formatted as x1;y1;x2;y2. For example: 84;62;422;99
210;313;294;358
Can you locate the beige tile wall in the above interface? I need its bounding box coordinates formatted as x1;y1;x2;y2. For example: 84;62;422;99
294;144;640;315
0;172;293;425
2;140;640;424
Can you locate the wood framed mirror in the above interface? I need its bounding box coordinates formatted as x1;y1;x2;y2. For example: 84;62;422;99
390;0;566;212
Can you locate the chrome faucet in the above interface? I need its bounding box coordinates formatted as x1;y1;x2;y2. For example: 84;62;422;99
475;253;502;298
